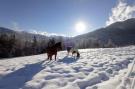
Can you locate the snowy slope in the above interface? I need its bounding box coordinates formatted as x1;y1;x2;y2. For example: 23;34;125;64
0;46;135;89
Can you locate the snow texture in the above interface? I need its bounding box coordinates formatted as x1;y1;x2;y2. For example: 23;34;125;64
0;46;135;89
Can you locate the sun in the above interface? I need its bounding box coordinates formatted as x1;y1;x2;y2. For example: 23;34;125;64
75;21;86;33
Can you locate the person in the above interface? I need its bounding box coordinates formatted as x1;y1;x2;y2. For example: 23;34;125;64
48;38;55;47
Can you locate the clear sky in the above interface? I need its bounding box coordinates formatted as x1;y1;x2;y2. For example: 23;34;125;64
0;0;135;36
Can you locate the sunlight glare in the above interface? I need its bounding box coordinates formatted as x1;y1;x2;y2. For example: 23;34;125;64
75;21;86;33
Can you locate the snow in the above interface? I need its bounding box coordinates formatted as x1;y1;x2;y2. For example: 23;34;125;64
0;46;135;89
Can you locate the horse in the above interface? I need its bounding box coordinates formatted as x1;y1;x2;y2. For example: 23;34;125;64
66;47;80;58
46;42;62;61
72;50;80;58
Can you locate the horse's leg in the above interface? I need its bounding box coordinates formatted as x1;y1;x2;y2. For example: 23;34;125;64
49;55;51;60
50;55;52;61
47;53;49;60
55;53;57;61
47;54;50;60
48;54;49;60
72;52;74;56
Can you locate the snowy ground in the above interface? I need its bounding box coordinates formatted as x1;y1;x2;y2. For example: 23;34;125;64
0;46;135;89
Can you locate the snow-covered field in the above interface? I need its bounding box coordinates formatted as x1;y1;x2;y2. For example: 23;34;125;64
0;46;135;89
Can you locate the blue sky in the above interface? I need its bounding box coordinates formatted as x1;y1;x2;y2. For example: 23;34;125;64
0;0;135;36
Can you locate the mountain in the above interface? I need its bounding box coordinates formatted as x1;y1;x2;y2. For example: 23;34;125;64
0;27;69;58
0;27;68;42
1;18;135;49
0;27;49;41
0;27;16;34
73;18;135;47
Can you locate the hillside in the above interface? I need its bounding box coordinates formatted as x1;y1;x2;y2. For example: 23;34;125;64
1;18;135;58
0;27;65;58
1;18;135;48
0;46;135;89
0;27;49;41
74;18;135;47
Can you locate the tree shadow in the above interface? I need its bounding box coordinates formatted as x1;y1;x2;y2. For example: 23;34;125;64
0;60;45;89
58;56;79;64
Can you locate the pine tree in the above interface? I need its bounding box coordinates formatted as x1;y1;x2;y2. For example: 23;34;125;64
32;36;37;54
8;34;16;57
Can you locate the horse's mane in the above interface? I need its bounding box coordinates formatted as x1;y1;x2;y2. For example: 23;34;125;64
55;42;61;46
47;42;61;49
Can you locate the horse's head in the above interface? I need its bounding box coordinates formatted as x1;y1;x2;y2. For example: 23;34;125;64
55;42;62;50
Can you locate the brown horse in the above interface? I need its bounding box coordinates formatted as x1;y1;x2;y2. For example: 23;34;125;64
46;42;62;61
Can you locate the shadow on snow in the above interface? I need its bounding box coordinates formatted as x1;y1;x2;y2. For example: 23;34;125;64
0;60;45;89
58;56;79;64
0;56;80;89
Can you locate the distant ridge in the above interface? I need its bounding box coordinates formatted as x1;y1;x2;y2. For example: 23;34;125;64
74;18;135;47
0;18;135;48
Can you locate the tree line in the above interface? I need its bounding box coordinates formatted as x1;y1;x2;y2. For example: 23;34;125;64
74;38;116;49
0;33;65;58
0;33;116;58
